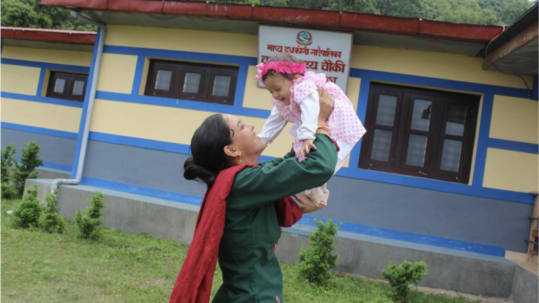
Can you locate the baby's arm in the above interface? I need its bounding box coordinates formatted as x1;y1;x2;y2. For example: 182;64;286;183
259;106;287;144
296;91;321;158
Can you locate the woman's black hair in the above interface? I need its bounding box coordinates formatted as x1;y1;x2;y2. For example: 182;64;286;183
183;114;233;187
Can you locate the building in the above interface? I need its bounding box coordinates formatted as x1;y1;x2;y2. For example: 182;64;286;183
2;1;537;300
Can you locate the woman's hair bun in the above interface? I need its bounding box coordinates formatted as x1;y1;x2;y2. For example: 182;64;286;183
183;156;217;187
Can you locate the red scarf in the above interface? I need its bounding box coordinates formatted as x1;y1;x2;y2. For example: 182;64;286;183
169;164;303;303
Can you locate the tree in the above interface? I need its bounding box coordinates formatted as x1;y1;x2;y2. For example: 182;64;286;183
1;0;96;31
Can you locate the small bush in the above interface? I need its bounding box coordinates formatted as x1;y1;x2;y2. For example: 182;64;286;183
40;189;64;234
381;260;429;303
12;142;43;196
2;182;18;200
297;219;340;284
1;144;16;184
75;192;105;240
12;186;43;229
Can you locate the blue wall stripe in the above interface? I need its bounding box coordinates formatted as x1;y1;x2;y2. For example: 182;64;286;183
0;92;84;108
349;69;530;98
84;131;534;204
233;63;249;110
296;217;505;257
36;68;47;96
81;176;204;206
131;55;146;96
1;58;90;73
72;28;102;179
488;138;539;154
89;132;192;155
80;175;504;256
472;92;494;189
104;45;258;66
41;161;72;172
1;122;77;139
96;91;272;119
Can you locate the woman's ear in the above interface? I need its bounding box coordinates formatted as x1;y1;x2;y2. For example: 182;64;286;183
223;145;238;158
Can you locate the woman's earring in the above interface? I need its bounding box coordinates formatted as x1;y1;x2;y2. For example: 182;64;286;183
238;153;242;163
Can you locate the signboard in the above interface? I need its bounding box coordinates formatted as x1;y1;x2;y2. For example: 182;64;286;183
258;25;353;92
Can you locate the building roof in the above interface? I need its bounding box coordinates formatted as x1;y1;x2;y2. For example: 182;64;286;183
42;0;502;44
1;27;96;51
39;0;509;57
480;4;537;76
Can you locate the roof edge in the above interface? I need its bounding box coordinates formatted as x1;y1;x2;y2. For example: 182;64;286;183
40;0;503;44
1;27;96;45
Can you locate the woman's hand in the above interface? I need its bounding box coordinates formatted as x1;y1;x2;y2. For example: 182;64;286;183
297;139;317;159
317;87;334;124
294;194;325;213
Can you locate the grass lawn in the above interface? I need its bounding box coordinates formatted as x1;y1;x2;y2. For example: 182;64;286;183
1;198;479;303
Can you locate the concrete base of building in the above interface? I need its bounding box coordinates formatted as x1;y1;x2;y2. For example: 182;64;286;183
24;178;538;303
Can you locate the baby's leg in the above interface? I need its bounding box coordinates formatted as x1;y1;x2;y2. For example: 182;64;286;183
305;138;353;206
305;159;345;206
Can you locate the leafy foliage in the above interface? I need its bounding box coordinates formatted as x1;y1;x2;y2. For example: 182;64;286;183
208;0;535;25
1;145;16;184
12;186;43;229
40;189;65;234
381;260;429;303
11;141;43;196
1;182;19;200
74;192;106;240
298;219;340;284
1;0;96;30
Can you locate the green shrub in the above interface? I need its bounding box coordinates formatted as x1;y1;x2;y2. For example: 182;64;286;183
12;141;43;196
1;182;18;200
75;192;105;240
1;144;16;183
12;186;43;229
381;260;429;303
40;189;64;234
297;219;340;284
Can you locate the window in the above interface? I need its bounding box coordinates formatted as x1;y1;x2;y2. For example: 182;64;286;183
144;60;238;105
46;71;88;101
359;84;480;183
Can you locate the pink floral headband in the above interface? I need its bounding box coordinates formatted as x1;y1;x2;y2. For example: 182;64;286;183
256;61;306;82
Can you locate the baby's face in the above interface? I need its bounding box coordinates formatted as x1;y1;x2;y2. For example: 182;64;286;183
263;74;294;105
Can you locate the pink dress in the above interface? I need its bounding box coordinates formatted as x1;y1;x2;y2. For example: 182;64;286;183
269;71;366;162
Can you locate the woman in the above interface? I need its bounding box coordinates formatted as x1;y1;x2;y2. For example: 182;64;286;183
170;88;338;303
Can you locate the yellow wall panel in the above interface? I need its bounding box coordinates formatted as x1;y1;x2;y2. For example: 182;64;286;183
105;25;258;58
243;66;272;110
350;45;532;89
90;100;294;158
97;54;138;94
1;64;41;96
347;77;360;111
483;148;538;193
1;98;81;133
2;46;92;67
490;95;538;144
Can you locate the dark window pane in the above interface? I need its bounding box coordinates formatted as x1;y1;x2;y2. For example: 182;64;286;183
375;95;397;126
410;99;432;132
183;73;201;93
371;129;392;162
54;78;66;93
440;139;462;172
155;70;172;91
72;80;85;96
405;134;428;167
446;104;467;136
212;75;231;96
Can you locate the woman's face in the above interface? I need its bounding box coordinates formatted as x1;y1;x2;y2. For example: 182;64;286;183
222;114;267;164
